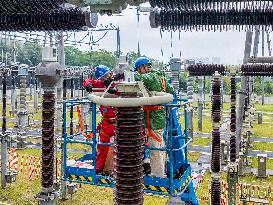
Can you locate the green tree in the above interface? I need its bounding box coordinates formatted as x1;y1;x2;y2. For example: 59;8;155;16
16;41;42;66
65;46;88;66
126;51;139;68
264;81;273;96
89;49;117;68
179;72;188;91
223;76;231;95
254;76;262;96
65;47;117;68
204;77;211;94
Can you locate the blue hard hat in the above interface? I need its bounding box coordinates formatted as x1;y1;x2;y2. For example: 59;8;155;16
134;57;152;71
95;65;110;80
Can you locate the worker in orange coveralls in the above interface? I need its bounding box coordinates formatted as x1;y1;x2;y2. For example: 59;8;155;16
83;65;123;174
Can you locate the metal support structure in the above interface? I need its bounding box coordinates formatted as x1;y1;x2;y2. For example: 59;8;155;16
1;67;7;188
237;31;253;157
70;78;74;136
34;77;39;112
261;29;265;105
116;27;121;59
187;76;194;139
29;71;34;101
60;73;67;200
56;31;64;132
197;76;204;132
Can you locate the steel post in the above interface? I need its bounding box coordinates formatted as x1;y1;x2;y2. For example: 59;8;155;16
198;76;203;132
237;31;253;157
1;68;7;188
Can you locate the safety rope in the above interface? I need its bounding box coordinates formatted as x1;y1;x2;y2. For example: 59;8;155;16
143;106;164;142
171;30;174;58
137;6;141;57
160;28;164;62
76;106;94;139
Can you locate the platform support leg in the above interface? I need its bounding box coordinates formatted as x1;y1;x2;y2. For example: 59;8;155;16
180;181;199;205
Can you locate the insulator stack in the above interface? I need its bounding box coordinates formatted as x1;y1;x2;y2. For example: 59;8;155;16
0;8;91;31
150;9;273;31
41;91;55;189
149;0;273;10
19;75;27;113
210;180;221;205
241;64;273;76
188;64;226;76
187;76;194;100
230;76;237;162
114;107;144;205
171;71;180;95
210;72;222;205
0;0;62;14
186;76;194;138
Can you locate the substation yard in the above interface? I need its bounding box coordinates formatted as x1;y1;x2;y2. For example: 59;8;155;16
1;99;273;205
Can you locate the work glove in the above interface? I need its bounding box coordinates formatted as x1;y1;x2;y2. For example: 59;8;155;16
114;73;125;81
103;78;113;87
85;84;93;93
108;88;117;95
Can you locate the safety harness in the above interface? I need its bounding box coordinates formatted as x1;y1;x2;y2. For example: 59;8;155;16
143;106;164;142
143;77;167;143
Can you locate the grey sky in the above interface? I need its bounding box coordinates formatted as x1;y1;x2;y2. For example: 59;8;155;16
74;4;272;65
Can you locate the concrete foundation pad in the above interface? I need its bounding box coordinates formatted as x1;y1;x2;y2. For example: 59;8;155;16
166;197;186;205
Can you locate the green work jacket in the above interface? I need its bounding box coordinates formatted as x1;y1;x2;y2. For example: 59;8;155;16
135;70;174;130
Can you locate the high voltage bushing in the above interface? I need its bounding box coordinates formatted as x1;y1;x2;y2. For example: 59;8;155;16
149;0;273;10
188;64;226;76
227;74;238;205
41;92;55;189
115;106;144;205
65;0;147;14
150;8;273;31
230;76;237;163
0;8;96;31
241;64;273;76
0;0;63;14
35;47;61;205
89;80;173;205
210;72;222;205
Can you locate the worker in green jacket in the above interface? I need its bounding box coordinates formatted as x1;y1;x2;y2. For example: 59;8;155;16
134;57;174;178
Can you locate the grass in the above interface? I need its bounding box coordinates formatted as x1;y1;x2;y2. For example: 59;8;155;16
252;123;273;138
180;116;212;134
195;172;273;205
0;174;169;205
254;104;273;113
16;148;83;159
191;137;210;147
248;157;273;170
252;142;273;152
188;152;201;162
240;174;273;186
